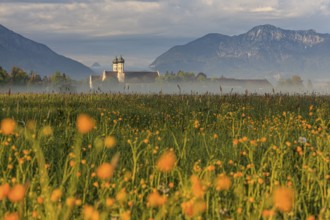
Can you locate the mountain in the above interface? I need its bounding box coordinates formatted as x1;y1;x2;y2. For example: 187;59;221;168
91;62;101;68
150;25;330;79
0;24;93;79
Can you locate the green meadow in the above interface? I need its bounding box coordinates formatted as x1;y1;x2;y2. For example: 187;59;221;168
0;94;329;220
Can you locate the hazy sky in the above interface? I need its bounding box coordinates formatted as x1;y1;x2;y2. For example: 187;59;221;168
1;0;330;69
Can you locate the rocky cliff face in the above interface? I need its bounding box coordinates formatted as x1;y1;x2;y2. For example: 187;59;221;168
150;25;330;79
0;24;92;79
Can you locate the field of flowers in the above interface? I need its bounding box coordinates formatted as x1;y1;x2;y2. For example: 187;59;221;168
0;93;329;220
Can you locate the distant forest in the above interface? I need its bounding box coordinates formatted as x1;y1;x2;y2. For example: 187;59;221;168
1;65;324;91
0;66;74;86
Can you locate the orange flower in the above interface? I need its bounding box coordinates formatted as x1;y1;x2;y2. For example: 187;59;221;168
262;209;275;218
120;211;131;220
233;139;239;145
104;136;117;148
306;215;315;220
273;187;294;213
1;118;16;135
147;190;167;207
241;136;248;142
83;205;99;220
50;189;62;202
194;120;200;129
250;140;257;146
116;188;127;203
0;183;10;200
156;150;176;172
8;184;25;203
37;196;44;204
96;163;114;180
83;205;94;219
106;198;115;207
3;212;19;220
257;178;264;185
181;200;194;217
190;175;204;198
214;174;231;191
207;165;215;172
76;114;95;134
41;125;53;136
181;199;206;218
66;197;76;207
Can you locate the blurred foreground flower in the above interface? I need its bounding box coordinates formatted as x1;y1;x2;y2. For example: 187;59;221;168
77;114;95;134
214;174;231;191
156;150;176;172
273;186;294;213
116;188;127;204
104;136;117;148
41;125;53;136
120;210;131;220
0;183;10;200
83;205;99;220
191;175;204;198
1;118;16;135
50;189;62;202
262;209;275;218
8;184;25;203
147;190;167;207
96;163;114;180
3;212;19;220
181;199;206;218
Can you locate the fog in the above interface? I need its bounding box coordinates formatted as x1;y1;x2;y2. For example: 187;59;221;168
1;82;329;96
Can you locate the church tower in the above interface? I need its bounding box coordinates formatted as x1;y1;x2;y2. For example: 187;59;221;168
112;57;118;72
117;56;125;83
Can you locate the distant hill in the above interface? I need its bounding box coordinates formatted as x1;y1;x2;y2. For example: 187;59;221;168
150;24;330;79
0;24;93;79
91;62;101;68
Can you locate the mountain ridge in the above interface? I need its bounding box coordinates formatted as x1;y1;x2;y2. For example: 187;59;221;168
0;24;93;79
150;24;330;79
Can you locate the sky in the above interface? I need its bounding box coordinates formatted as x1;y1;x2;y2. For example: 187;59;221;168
1;0;330;70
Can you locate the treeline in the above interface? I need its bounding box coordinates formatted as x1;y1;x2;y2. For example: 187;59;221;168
0;66;72;86
156;71;208;82
277;75;304;88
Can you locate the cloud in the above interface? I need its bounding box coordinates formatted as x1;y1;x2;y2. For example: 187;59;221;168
1;0;329;37
0;0;93;3
1;0;329;39
251;7;276;13
1;0;330;67
113;0;159;2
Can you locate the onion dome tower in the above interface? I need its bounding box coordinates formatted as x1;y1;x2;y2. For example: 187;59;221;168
117;56;125;83
112;56;118;71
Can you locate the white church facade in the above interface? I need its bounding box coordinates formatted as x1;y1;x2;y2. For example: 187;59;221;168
101;56;159;83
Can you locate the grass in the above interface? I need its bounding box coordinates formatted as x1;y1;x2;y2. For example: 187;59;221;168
0;93;329;219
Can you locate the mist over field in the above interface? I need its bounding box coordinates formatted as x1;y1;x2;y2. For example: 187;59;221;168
1;1;330;220
0;82;329;96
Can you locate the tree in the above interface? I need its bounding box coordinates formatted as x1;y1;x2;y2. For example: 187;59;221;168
177;71;195;81
277;75;304;88
0;66;9;84
42;76;50;83
28;71;42;85
10;66;29;85
50;71;70;84
196;72;207;81
291;75;303;87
